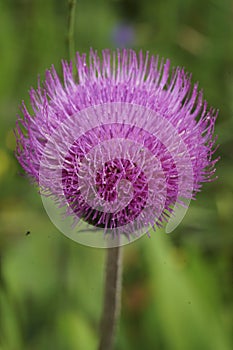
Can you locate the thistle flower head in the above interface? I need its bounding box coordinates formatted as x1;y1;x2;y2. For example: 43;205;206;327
15;49;218;247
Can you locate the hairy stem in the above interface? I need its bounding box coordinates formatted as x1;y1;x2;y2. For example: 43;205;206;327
67;0;76;62
98;246;123;350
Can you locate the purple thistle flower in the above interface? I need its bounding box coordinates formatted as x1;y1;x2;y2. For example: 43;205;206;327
15;49;219;246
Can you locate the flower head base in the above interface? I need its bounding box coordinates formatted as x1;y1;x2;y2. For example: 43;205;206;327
15;49;218;247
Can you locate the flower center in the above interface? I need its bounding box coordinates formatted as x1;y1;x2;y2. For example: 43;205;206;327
61;122;179;235
62;156;148;229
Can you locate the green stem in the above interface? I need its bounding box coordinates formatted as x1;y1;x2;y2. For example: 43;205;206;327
98;246;123;350
67;0;76;62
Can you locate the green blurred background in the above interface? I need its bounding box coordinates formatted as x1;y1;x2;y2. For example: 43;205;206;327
0;0;233;349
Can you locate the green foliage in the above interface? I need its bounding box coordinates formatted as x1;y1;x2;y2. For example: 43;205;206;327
0;0;232;349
